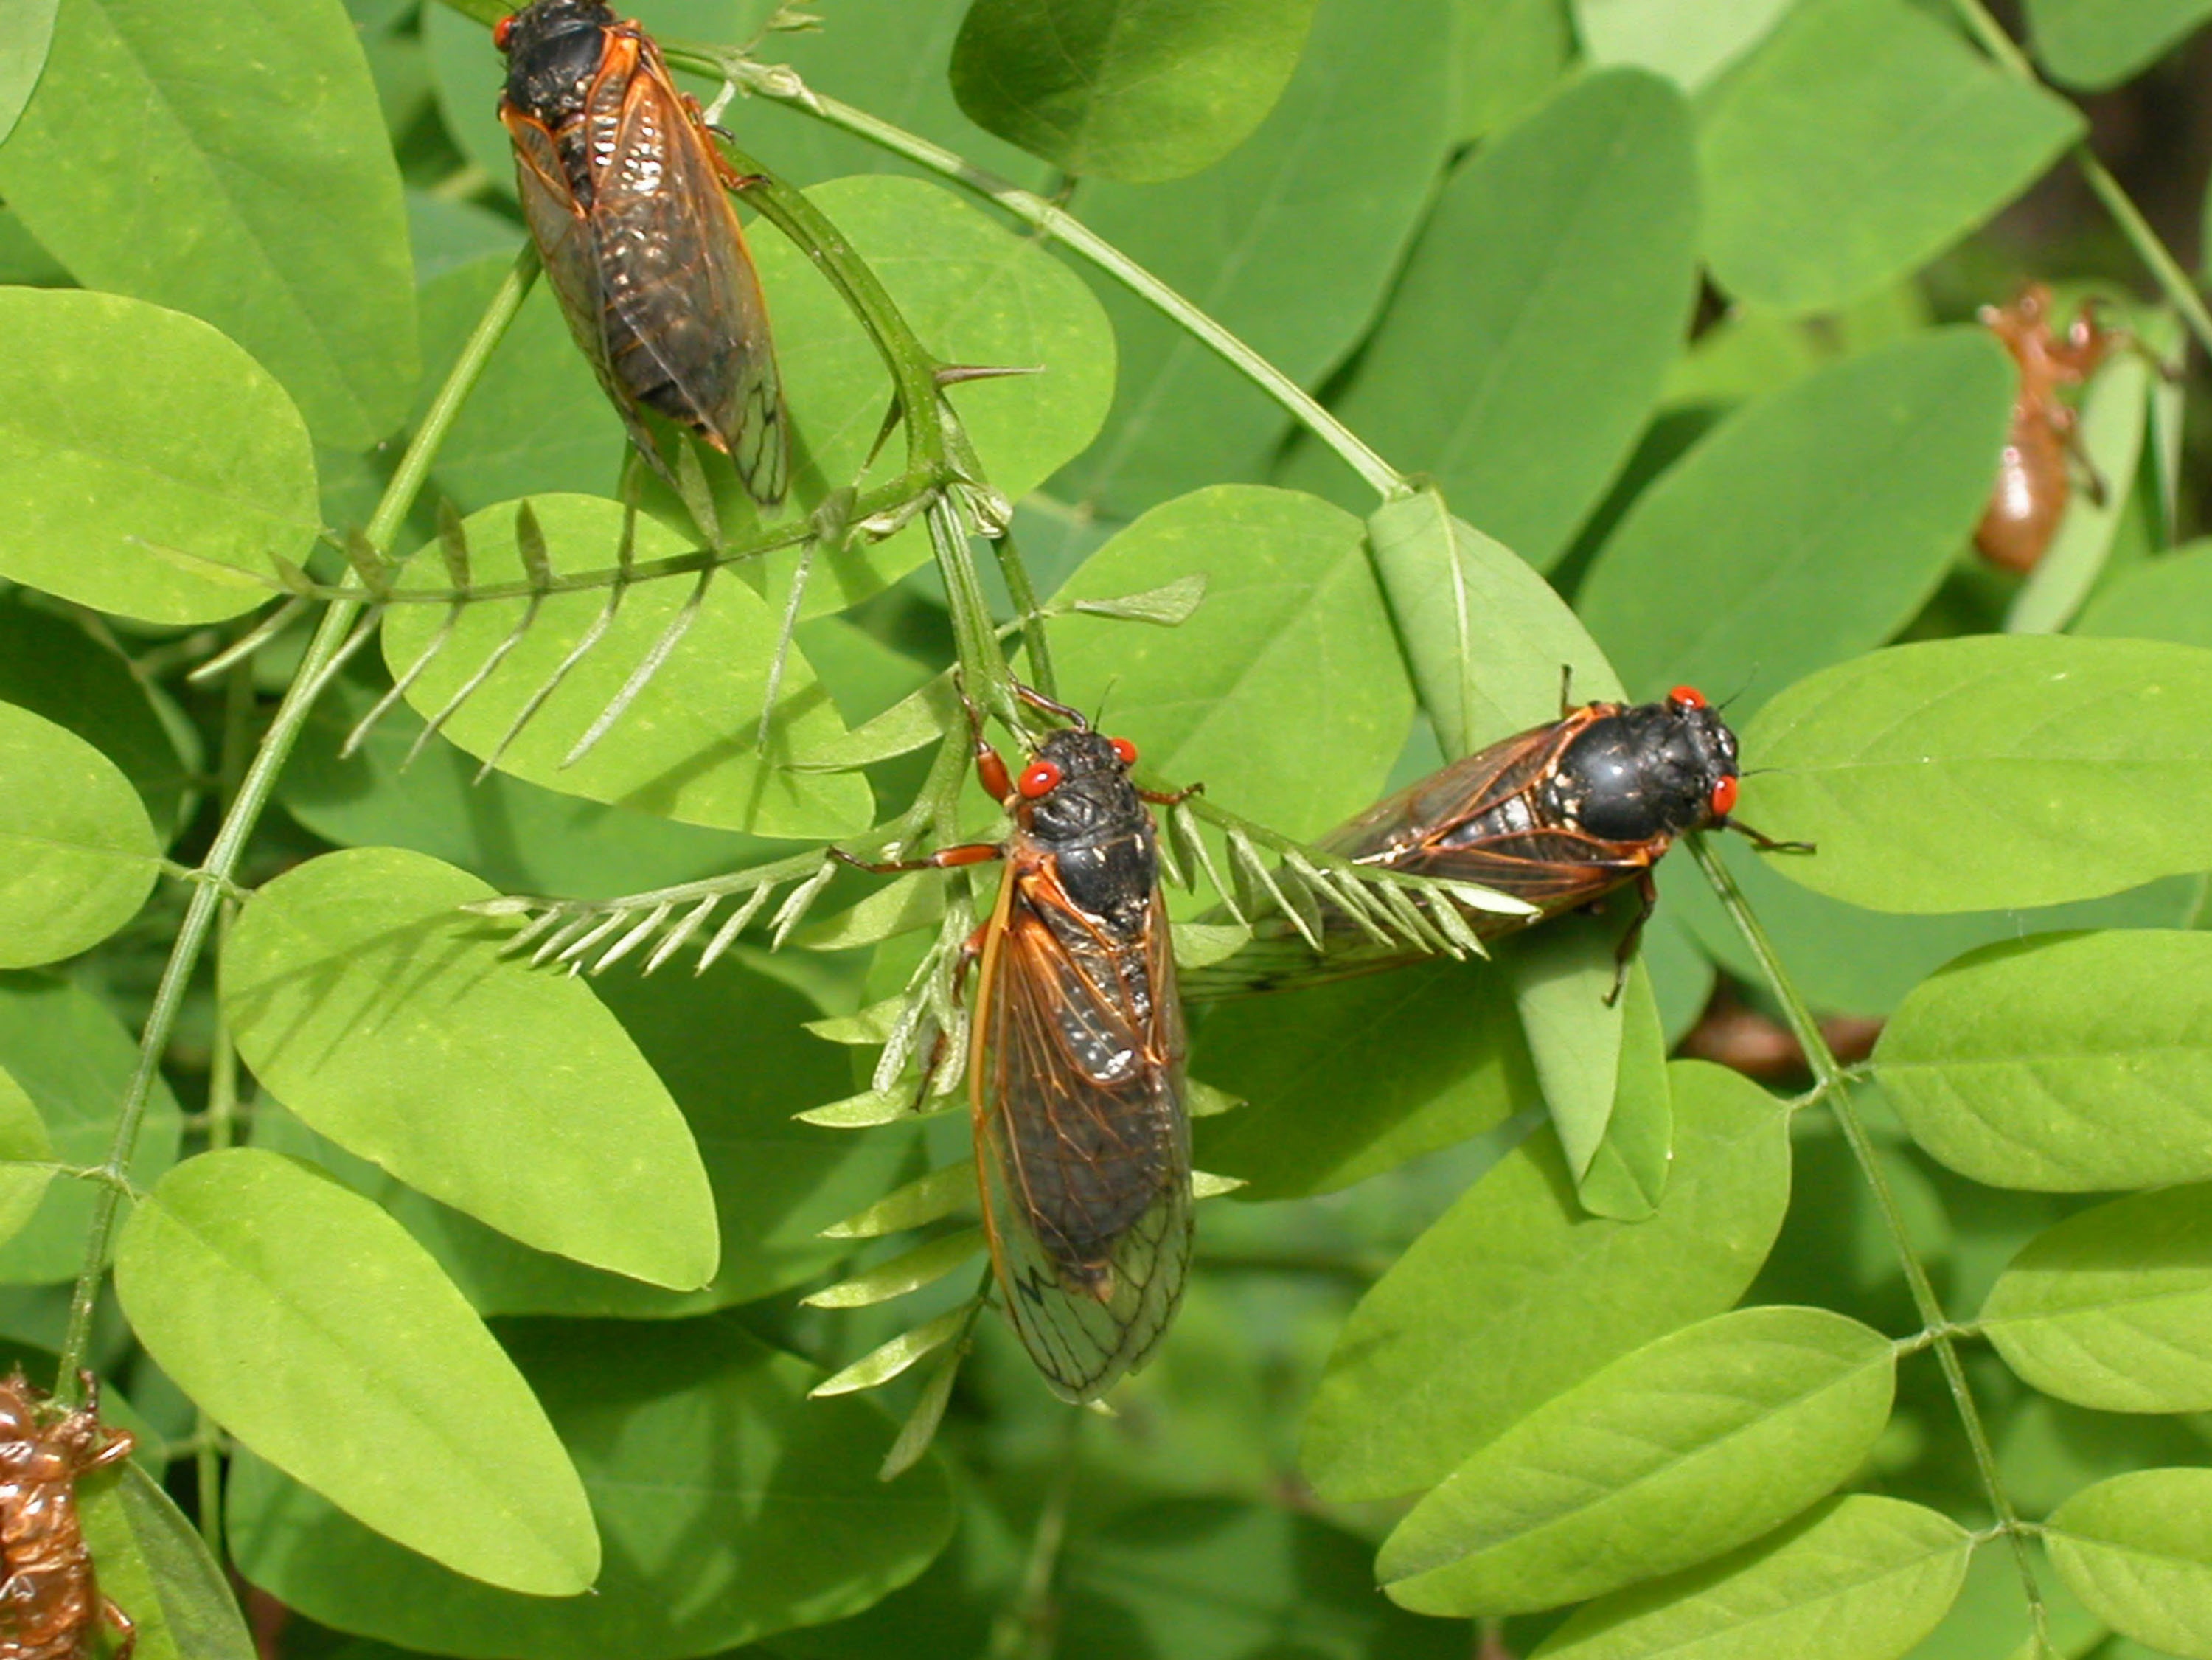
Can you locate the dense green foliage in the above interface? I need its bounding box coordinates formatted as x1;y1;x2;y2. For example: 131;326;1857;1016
7;0;2212;1657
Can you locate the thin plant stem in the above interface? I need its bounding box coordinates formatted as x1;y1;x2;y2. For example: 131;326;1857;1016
1688;836;2052;1657
991;530;1057;699
677;49;1411;504
53;246;545;1395
1948;0;2212;361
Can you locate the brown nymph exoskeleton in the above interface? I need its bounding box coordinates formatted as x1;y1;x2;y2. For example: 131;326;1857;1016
0;1370;134;1660
1975;282;2123;574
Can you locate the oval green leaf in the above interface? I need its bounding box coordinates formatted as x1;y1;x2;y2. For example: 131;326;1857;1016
0;701;159;968
1579;330;2015;714
0;1063;55;1252
220;846;718;1290
1366;492;1622;760
2027;0;2212;90
1501;911;1630;1186
225;1316;953;1657
0;591;200;840
1293;68;1698;571
1054;0;1455;518
1573;0;1791;88
2074;537;2212;651
1699;0;2081;312
2047;1468;2212;1659
1301;1061;1790;1501
1382;1306;1896;1617
1742;635;2212;913
1193;959;1531;1199
0;0;58;144
114;1147;598;1594
380;495;871;837
0;0;417;448
0;971;182;1282
949;0;1322;183
1981;1184;2212;1413
1531;1496;1972;1660
1878;930;2212;1191
0;289;318;624
1047;485;1411;838
81;1463;257;1660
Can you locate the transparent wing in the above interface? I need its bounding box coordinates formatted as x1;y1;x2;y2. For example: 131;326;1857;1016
589;36;788;504
972;872;1190;1403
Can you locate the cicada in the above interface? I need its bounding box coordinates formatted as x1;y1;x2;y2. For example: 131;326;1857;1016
1188;687;1807;999
1975;282;2120;574
495;0;788;503
841;690;1192;1403
0;1370;135;1660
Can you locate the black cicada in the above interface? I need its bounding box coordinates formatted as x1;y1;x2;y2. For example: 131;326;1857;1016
495;0;788;502
841;690;1192;1403
1189;686;1807;997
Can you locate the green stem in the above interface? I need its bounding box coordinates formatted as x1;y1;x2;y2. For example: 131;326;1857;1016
991;530;1057;699
1688;836;2051;1656
1948;0;2212;361
52;246;543;1395
689;52;1411;503
927;496;1019;733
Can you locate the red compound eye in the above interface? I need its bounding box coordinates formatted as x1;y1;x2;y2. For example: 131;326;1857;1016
1670;685;1708;709
1711;775;1739;817
1110;736;1138;766
493;13;516;48
1018;759;1062;799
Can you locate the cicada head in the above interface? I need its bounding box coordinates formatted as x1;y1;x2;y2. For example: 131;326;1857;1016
1548;687;1742;844
495;0;616;122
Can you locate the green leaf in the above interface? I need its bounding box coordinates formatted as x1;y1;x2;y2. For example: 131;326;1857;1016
0;701;160;968
1577;962;1672;1220
1059;1498;1469;1660
1366;492;1622;760
0;0;58;143
0;591;200;839
80;1463;256;1660
1302;1060;1790;1501
380;495;872;837
114;1148;599;1594
1981;1184;2212;1413
1573;0;1792;88
2006;345;2153;635
2074;538;2212;650
949;0;1323;183
226;1316;954;1656
1047;485;1412;838
0;1064;54;1251
1741;636;2212;913
221;847;719;1290
2027;0;2212;90
1451;0;1571;141
0;972;182;1282
0;0;418;448
1502;911;1628;1184
253;956;928;1318
1877;930;2212;1191
1052;0;1455;518
1579;331;2015;715
1531;1496;1972;1660
1192;959;1531;1198
280;672;779;900
1293;68;1699;571
2047;1469;2212;1659
0;288;319;624
1699;0;2081;313
1381;1306;1896;1616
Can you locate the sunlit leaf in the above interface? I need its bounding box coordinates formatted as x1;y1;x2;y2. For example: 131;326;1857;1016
0;701;159;968
2047;1469;2212;1659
